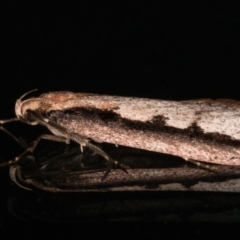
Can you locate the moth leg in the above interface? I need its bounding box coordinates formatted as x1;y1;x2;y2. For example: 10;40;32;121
29;134;70;153
0;134;68;167
0;118;28;148
85;141;129;180
68;131;129;179
0;118;19;124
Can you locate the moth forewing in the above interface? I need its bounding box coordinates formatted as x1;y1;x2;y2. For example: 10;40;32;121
41;92;240;166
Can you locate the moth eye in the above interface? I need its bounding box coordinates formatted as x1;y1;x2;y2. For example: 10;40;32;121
24;110;37;122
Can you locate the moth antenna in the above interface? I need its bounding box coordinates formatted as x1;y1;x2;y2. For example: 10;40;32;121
18;89;38;101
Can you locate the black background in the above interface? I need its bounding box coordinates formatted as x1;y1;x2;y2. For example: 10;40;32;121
1;1;240;238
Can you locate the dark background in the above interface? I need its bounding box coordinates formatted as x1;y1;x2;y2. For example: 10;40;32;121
1;1;240;238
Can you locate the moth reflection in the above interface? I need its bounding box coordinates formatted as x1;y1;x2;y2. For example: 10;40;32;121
9;144;240;193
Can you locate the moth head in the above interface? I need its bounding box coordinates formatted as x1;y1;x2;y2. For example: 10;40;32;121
15;89;41;125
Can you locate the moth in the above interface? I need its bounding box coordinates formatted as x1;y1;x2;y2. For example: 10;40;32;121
1;90;240;180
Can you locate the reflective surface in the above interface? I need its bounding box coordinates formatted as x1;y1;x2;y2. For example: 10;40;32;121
1;1;240;237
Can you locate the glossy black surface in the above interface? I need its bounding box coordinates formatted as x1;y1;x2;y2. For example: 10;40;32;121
1;1;240;237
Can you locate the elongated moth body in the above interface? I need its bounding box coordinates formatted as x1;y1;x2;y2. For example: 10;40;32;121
1;92;240;172
5;91;240;168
